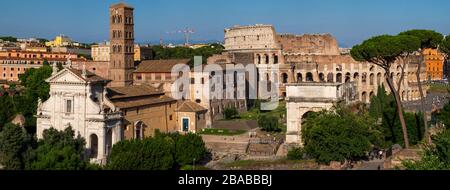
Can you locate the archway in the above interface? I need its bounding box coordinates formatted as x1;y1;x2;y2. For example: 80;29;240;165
353;72;359;84
336;73;342;83
282;73;288;84
361;91;368;103
362;73;367;84
370;73;375;85
274;54;279;64
319;73;325;82
345;72;351;83
297;73;303;82
327;73;334;82
301;111;318;125
377;73;382;85
306;72;314;82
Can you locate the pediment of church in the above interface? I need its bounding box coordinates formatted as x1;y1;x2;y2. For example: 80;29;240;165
46;69;86;84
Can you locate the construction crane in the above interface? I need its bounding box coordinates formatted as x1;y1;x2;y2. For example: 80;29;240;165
166;27;195;46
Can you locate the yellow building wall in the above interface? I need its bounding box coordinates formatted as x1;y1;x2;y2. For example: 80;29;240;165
423;48;444;80
123;101;177;140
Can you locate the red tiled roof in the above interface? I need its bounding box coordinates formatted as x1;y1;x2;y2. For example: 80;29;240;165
135;59;190;73
66;68;109;83
176;101;207;113
107;85;164;100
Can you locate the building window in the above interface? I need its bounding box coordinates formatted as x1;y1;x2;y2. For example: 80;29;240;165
136;73;142;80
169;115;173;120
66;99;73;113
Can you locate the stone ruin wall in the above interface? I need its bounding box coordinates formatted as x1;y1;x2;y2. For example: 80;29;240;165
224;25;280;51
277;33;340;55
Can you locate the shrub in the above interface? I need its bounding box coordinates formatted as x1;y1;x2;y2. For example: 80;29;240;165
107;137;175;170
224;107;239;120
287;147;305;160
258;115;280;132
302;107;381;164
108;132;208;170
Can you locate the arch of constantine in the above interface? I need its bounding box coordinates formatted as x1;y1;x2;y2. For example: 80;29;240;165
285;82;356;144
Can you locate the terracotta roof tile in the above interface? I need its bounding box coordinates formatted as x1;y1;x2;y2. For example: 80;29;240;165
107;85;164;100
176;101;207;112
110;95;176;109
66;68;109;83
135;59;190;73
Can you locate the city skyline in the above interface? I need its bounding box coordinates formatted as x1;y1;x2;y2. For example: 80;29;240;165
1;0;450;46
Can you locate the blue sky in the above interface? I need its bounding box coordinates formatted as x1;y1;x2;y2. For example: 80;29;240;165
1;0;450;47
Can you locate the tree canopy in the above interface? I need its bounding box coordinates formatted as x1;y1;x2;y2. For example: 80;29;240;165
350;35;420;69
369;85;425;147
441;35;450;56
0;36;17;42
0;94;16;129
107;132;208;170
435;102;450;129
301;106;382;164
399;30;444;49
25;127;92;170
0;123;35;170
403;130;450;170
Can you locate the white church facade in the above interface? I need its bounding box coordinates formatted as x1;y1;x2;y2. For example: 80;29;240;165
36;63;124;164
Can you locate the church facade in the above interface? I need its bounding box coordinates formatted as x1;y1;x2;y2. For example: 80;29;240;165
36;63;123;164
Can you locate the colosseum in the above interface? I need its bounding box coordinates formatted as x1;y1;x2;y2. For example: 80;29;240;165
209;24;428;103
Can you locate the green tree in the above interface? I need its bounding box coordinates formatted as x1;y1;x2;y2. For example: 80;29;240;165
369;85;425;147
440;35;450;80
403;129;450;170
108;132;208;170
0;94;16;129
351;35;421;148
302;106;382;164
0;123;35;170
26;127;91;170
287;147;305;160
0;36;17;42
174;133;208;166
224;107;239;120
16;64;52;128
441;35;450;56
107;137;175;170
258;114;281;132
399;30;444;144
435;102;450;128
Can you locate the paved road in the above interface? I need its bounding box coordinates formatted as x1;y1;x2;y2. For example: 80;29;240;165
354;159;385;170
403;92;450;112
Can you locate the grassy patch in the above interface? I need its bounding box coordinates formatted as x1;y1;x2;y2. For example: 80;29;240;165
180;165;211;170
429;83;450;94
199;128;246;136
239;101;286;120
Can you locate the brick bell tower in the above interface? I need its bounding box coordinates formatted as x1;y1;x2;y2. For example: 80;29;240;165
109;2;134;87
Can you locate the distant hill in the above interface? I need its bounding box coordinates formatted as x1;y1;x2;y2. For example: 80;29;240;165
137;39;223;46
